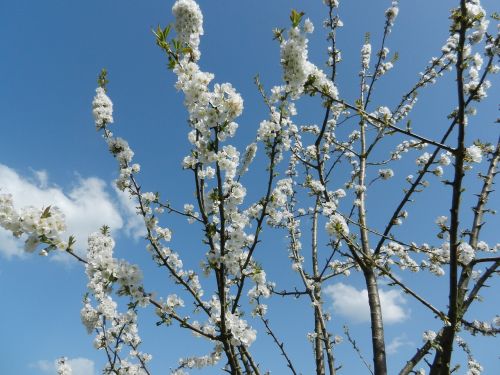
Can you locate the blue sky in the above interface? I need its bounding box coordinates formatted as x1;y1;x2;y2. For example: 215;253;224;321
0;0;499;374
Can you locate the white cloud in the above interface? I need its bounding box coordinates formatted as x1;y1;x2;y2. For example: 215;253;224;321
323;282;409;324
0;229;24;258
33;357;95;375
0;164;142;259
386;334;414;354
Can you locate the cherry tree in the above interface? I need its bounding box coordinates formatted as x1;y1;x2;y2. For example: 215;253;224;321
1;0;499;374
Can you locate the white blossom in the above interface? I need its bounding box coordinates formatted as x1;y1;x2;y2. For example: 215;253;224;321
466;145;482;163
57;357;72;375
92;87;113;129
385;1;399;26
173;0;204;60
361;43;371;70
422;330;437;342
325;213;349;237
379;169;394;180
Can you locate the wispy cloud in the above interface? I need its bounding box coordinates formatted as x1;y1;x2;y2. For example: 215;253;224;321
386;334;414;354
113;185;146;239
324;282;409;324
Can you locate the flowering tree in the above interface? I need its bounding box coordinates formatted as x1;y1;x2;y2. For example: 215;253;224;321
1;0;499;374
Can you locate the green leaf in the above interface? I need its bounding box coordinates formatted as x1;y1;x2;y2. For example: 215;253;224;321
40;206;52;219
163;24;171;38
168;57;177;70
172;39;181;51
67;235;76;250
406;119;412;131
153;25;162;40
97;69;109;90
391;51;399;63
290;9;305;28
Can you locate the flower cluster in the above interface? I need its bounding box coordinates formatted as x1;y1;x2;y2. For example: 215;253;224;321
92;87;114;129
172;0;204;60
0;194;67;253
422;330;437;342
56;357;72;375
177;346;222;372
464;53;491;100
280;23;313;98
85;232;147;305
378;168;394;180
247;268;272;314
238;142;257;176
280;17;338;100
464;0;488;44
385;1;399;27
93;82;138;194
225;312;257;347
267;178;294;226
379;242;419;272
82;231;151;373
390;139;427;161
465;144;482;163
325;213;349;237
466;360;484;375
361;42;371;70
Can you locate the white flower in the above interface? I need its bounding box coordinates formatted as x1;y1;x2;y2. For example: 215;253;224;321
92;87;113;129
304;18;314;33
435;216;448;227
385;2;399;25
225;312;257;347
493;316;500;327
361;43;371;69
308;179;325;194
458;242;475;265
323;0;339;7
467;359;483;375
172;0;204;60
439;153;451;170
422;330;437;342
81;300;100;334
57;357;72;375
378;168;394;180
416;152;431;166
141;192;157;202
377;106;392;120
476;241;489;252
238;143;257;176
281;27;312;98
280;21;337;100
466;145;482;163
325;213;349;237
0;194;67;254
433;166;444;176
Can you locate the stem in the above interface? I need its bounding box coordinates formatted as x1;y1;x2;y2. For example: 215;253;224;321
360;65;387;374
430;1;467;372
312;199;325;375
260;315;298;375
399;340;434;375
